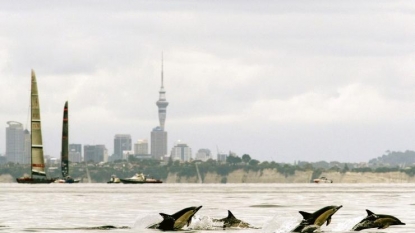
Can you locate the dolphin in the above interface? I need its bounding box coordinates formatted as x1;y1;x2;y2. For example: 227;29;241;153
148;206;202;231
291;205;343;232
213;210;254;229
351;209;405;231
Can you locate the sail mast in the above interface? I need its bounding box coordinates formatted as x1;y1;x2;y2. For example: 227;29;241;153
30;70;46;177
61;101;69;177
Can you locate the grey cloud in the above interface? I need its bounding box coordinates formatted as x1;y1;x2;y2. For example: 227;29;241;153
1;1;415;162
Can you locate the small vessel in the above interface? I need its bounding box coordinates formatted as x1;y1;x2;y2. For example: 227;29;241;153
17;70;55;184
107;175;121;184
120;173;163;184
313;176;333;183
54;101;80;183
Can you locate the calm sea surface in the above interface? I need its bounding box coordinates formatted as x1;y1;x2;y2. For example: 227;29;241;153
0;183;414;233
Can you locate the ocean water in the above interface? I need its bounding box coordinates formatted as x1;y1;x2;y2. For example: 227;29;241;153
0;183;414;233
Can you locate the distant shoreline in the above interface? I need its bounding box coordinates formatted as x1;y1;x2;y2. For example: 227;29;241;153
2;170;412;183
165;169;415;183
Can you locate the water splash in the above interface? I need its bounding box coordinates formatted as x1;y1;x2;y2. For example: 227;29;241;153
132;214;162;229
189;215;221;230
261;213;300;233
330;215;364;232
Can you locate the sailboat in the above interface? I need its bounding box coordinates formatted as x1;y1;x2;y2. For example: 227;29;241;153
54;101;80;183
16;70;55;184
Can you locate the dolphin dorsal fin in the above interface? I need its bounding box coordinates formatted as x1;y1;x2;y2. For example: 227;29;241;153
160;213;172;219
227;210;236;219
299;211;312;219
366;209;375;216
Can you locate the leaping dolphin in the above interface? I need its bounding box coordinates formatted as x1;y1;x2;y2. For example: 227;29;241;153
213;210;255;229
148;206;202;231
291;205;342;232
351;209;405;231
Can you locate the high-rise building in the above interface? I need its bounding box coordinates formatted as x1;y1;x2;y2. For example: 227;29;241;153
151;127;167;160
6;121;27;164
69;149;82;163
170;141;192;162
217;153;227;162
23;129;30;164
134;139;148;155
84;145;108;163
113;134;131;161
151;54;169;160
0;155;6;164
69;144;82;159
195;149;212;161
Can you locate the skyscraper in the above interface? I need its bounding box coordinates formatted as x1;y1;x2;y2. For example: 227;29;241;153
84;145;108;163
113;134;132;160
134;139;148;155
151;127;167;160
23;129;30;164
171;141;192;162
151;54;169;160
195;148;212;161
6;121;27;164
69;143;82;162
69;144;82;158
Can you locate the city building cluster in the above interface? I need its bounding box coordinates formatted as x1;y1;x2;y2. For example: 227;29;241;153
1;58;230;165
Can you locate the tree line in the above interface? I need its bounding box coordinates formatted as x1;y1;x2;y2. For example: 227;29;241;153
2;152;415;183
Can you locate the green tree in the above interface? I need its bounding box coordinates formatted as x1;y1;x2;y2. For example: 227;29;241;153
242;154;251;164
227;155;242;165
249;159;260;166
341;164;350;173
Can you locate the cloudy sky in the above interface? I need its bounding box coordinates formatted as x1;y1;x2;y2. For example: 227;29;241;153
1;1;415;163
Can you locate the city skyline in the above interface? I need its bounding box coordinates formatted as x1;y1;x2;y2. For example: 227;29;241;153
1;2;415;163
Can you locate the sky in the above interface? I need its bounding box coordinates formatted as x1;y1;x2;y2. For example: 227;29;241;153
1;1;415;163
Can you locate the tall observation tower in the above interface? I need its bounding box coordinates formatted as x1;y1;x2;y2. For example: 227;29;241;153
156;54;169;130
151;54;169;160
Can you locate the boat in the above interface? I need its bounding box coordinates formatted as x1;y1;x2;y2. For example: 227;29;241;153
16;70;55;184
107;175;121;184
313;176;333;183
120;173;163;184
54;101;80;183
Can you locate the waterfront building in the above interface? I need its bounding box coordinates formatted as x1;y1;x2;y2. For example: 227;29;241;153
0;155;6;164
195;148;212;161
84;145;108;163
170;141;192;162
23;129;30;164
113;134;131;161
217;153;227;162
69;144;82;160
69;149;82;163
151;55;169;160
123;150;134;160
5;121;27;164
151;127;167;160
134;139;148;155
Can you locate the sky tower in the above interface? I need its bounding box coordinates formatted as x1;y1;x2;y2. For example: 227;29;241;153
156;53;169;130
151;54;169;160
